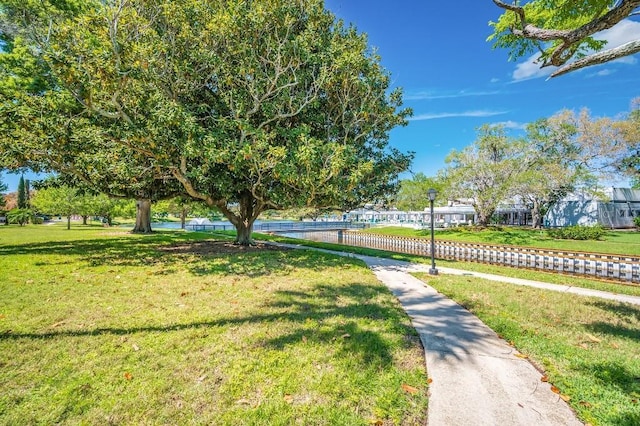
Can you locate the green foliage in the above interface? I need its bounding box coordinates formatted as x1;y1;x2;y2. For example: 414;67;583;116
489;0;616;65
0;0;412;245
7;208;32;225
17;175;27;209
547;224;606;240
442;125;526;226
394;173;444;211
634;215;640;229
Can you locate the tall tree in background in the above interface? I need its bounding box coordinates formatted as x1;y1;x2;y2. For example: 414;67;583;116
514;112;592;228
0;0;412;245
0;172;6;211
614;98;640;186
18;176;27;209
442;125;527;227
490;0;640;77
394;173;444;211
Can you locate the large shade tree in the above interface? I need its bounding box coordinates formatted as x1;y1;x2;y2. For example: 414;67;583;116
0;0;412;244
490;0;640;77
441;125;527;227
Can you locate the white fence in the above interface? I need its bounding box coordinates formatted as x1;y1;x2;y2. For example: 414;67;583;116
300;231;640;285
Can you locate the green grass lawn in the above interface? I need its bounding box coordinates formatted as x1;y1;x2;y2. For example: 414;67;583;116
363;226;640;256
0;225;428;425
254;233;640;298
414;272;640;426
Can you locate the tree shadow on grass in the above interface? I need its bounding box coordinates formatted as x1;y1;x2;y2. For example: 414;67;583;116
584;300;640;342
573;361;640;426
0;282;414;369
0;232;354;277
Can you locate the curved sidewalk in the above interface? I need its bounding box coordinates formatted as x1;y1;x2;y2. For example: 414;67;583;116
272;243;640;425
355;255;584;426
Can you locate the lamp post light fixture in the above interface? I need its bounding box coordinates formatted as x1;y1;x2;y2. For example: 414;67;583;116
427;188;438;275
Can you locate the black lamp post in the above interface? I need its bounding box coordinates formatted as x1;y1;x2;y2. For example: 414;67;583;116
428;188;438;275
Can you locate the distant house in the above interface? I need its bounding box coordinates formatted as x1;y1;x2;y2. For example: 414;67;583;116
545;188;640;229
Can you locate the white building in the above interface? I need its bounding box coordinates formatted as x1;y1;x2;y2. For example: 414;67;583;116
544;188;640;228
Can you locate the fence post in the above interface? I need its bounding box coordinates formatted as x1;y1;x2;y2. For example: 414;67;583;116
337;229;343;244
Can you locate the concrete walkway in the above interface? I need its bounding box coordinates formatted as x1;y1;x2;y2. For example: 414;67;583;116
272;243;640;425
355;255;584;426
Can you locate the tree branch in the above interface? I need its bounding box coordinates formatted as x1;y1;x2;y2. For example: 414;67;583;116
551;39;640;77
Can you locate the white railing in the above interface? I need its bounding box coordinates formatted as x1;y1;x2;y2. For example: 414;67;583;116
300;231;640;285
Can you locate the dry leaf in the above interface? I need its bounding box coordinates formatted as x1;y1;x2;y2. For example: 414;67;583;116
427;378;433;384
124;372;133;380
132;344;140;351
301;336;308;343
560;394;571;402
610;342;620;349
401;383;419;395
341;333;351;339
284;394;293;404
541;376;549;382
578;343;590;350
369;420;383;426
550;385;560;394
579;401;592;407
585;334;601;343
515;353;528;359
196;374;207;383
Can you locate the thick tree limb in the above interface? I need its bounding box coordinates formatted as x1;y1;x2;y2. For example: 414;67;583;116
493;0;640;73
551;39;640;77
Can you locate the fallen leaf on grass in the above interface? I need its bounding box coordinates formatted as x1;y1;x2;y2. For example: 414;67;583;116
550;386;560;394
284;394;293;404
585;334;601;343
369;420;383;426
341;333;351;339
132;344;140;351
579;401;592;407
610;342;620;349
559;394;571;402
540;376;548;382
401;384;419;394
301;336;307;343
196;374;207;383
515;353;528;359
124;372;133;380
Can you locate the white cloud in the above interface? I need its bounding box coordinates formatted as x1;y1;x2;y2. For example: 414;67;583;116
511;19;640;81
493;120;527;130
405;90;501;101
587;68;616;78
409;110;508;121
596;19;640;48
512;55;556;81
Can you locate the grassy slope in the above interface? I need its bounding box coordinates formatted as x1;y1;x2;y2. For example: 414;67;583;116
0;225;427;425
416;272;640;426
362;226;640;256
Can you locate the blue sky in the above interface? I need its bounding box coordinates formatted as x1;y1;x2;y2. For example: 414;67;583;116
2;1;640;192
325;0;640;182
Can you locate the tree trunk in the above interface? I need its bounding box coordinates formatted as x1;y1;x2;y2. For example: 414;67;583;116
235;219;254;245
67;215;71;230
82;215;88;225
132;198;153;233
180;208;187;229
216;191;264;246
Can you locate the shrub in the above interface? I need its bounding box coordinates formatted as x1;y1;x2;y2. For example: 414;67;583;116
7;208;33;226
634;216;640;230
546;224;606;240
